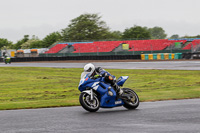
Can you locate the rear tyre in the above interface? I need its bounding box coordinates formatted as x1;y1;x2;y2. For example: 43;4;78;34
122;88;139;109
79;92;100;112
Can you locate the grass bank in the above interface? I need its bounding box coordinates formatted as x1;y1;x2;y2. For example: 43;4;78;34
0;67;200;110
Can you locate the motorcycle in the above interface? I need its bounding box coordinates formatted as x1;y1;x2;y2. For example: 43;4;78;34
78;72;139;112
4;57;11;64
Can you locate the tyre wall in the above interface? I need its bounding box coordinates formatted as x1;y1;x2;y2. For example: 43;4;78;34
141;53;183;60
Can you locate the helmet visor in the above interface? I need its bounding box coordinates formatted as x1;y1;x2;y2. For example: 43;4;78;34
84;67;92;72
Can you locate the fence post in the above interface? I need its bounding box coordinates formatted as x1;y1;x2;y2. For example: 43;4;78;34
191;44;193;53
190;44;194;59
132;46;134;55
79;47;80;56
96;46;99;56
170;44;172;53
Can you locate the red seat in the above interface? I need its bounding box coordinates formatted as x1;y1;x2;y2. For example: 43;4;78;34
45;44;68;53
182;40;200;50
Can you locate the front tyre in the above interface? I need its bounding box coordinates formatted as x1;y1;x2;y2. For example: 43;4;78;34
122;88;139;109
79;92;100;112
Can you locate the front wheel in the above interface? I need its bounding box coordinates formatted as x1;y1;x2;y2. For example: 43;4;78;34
79;92;100;112
122;88;139;109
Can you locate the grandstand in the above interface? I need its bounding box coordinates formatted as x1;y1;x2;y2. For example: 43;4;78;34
44;39;199;54
45;44;68;53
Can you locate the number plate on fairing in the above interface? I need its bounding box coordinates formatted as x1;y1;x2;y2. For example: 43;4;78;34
115;101;122;104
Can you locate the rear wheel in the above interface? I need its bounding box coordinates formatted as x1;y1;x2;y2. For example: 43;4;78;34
122;88;139;109
79;92;100;112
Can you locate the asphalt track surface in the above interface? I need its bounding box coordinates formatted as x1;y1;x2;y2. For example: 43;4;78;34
1;60;200;133
0;60;200;70
1;99;200;133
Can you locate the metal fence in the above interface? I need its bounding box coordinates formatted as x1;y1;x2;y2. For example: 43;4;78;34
39;50;190;57
191;44;200;53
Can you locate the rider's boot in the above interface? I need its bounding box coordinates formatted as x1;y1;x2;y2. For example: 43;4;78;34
113;83;132;100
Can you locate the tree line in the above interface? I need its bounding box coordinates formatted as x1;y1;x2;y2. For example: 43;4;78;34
0;13;200;49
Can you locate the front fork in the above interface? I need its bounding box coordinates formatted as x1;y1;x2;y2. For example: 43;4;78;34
82;88;94;101
90;88;94;101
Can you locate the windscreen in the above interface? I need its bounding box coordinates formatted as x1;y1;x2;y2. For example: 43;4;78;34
80;72;90;79
79;72;90;87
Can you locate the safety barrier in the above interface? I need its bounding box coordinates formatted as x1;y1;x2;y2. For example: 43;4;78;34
141;53;182;60
0;55;141;62
0;53;195;62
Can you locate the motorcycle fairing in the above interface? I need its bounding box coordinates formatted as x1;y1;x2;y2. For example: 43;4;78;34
100;90;124;108
117;76;129;86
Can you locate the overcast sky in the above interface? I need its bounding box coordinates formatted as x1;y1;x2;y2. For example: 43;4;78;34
1;0;200;42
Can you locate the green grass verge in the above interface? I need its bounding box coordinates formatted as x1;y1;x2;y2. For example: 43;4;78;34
0;67;200;110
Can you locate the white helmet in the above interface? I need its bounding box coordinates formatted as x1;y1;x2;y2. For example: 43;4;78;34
84;63;95;75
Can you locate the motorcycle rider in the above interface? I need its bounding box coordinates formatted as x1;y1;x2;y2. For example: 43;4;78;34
83;63;130;100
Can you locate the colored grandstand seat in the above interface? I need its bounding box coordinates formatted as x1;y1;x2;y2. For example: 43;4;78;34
45;44;68;53
128;39;187;51
182;39;200;50
72;41;122;53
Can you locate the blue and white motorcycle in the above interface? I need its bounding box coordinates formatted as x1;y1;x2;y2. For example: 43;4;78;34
78;72;139;112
